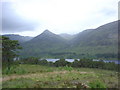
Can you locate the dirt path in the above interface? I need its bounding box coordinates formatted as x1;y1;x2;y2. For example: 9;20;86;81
2;71;94;82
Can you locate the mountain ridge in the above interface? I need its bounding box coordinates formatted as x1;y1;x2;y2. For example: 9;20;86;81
3;20;118;59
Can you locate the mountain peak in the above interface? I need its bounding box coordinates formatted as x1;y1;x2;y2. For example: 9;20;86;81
40;29;55;36
32;29;56;41
43;29;51;33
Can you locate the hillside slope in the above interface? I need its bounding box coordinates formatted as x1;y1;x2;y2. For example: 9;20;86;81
67;21;118;59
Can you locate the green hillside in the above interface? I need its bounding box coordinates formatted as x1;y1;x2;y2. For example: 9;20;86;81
67;21;118;59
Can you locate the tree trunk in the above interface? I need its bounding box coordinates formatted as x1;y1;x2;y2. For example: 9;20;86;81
7;58;10;71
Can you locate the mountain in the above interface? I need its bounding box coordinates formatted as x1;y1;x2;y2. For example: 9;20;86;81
20;30;68;58
3;34;33;43
19;21;118;59
30;30;66;43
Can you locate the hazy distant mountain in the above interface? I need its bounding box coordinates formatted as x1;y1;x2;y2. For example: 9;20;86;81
3;34;33;43
59;33;75;40
19;21;118;59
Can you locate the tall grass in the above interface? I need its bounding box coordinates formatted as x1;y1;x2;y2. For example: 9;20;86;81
2;65;26;75
3;64;57;75
58;66;73;71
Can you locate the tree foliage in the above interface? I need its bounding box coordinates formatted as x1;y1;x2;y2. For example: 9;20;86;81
54;59;70;67
2;36;22;70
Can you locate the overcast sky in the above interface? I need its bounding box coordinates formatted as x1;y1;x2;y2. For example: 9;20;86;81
1;0;119;36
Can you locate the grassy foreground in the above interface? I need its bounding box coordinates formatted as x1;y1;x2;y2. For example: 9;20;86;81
2;64;118;88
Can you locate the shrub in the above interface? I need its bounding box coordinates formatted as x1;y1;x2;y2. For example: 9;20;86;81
88;80;106;88
63;65;73;71
3;65;26;75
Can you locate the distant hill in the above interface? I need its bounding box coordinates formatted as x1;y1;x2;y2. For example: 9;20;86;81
18;21;118;59
3;34;33;43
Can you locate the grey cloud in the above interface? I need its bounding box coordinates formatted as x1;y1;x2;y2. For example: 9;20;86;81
2;2;39;33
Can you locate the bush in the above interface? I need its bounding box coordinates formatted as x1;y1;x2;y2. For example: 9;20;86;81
88;80;106;88
63;65;73;71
